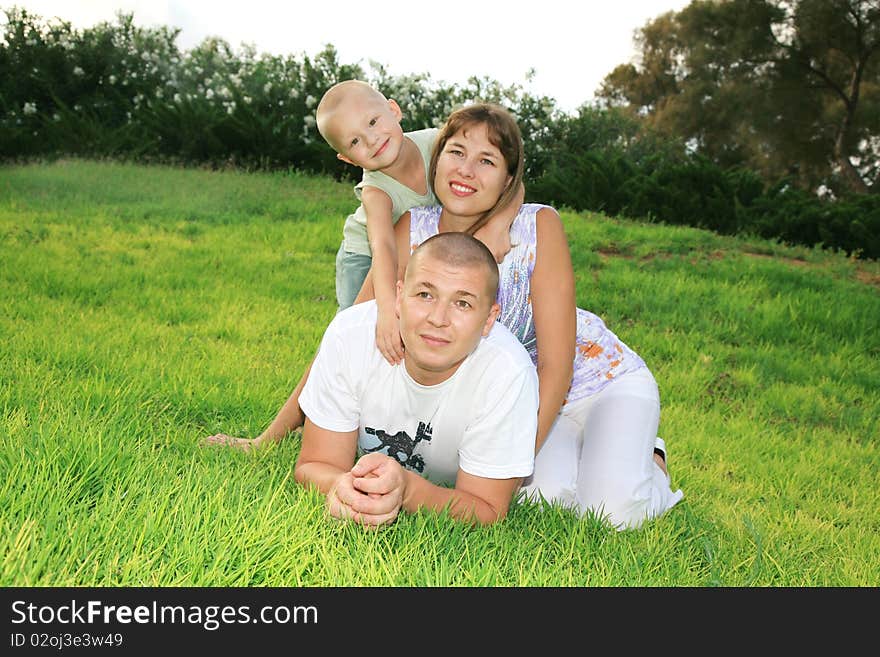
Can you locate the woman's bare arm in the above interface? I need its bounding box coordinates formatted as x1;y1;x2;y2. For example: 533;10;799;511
528;207;576;453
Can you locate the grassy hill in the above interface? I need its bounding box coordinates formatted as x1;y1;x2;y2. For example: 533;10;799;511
1;160;878;586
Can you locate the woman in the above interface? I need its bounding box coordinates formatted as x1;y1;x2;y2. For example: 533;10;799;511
384;103;682;529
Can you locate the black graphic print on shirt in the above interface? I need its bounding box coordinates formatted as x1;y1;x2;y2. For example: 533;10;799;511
363;421;433;473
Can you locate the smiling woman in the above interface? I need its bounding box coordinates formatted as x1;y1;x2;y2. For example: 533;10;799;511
427;105;524;237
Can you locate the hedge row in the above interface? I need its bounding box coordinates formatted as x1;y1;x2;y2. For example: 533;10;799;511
530;111;880;259
2;7;875;258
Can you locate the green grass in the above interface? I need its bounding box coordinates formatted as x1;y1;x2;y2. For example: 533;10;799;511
1;159;878;586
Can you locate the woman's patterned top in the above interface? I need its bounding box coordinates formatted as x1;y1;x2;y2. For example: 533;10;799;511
408;203;647;403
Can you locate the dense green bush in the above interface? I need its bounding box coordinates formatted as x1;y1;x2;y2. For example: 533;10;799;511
1;6;876;259
0;7;561;180
530;110;761;235
0;8;363;174
529;107;879;259
749;186;880;260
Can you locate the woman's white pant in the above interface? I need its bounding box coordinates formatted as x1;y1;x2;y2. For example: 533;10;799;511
520;368;683;530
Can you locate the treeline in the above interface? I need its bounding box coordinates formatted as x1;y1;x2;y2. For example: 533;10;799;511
1;5;877;259
530;108;880;259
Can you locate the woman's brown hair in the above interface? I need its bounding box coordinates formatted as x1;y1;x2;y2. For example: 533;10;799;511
428;103;525;235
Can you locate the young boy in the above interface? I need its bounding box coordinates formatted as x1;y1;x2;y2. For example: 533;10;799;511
315;80;437;364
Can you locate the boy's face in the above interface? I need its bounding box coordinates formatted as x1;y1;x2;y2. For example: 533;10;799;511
395;253;499;386
325;92;405;171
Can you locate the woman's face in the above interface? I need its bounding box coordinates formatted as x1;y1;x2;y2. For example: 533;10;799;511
434;123;512;220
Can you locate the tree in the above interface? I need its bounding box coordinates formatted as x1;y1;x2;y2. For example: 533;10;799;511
598;0;880;196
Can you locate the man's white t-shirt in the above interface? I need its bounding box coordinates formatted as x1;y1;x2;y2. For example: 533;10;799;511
299;301;538;486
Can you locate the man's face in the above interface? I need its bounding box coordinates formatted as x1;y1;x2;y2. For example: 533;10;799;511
395;253;500;386
325;91;405;171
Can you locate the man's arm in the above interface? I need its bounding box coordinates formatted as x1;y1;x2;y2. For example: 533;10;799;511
350;453;522;526
349;360;537;526
297;425;520;527
294;419;401;526
403;468;522;525
293;418;358;493
361;186;403;364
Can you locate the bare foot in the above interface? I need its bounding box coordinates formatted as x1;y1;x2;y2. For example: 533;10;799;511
653;451;668;476
202;434;259;453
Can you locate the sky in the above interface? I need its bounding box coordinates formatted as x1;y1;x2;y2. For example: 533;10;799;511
7;0;692;113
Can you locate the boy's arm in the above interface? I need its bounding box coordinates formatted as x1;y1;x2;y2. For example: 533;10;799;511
201;191;405;453
361;186;404;365
350;209;412;306
472;182;525;262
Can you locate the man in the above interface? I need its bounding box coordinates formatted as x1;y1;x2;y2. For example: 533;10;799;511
294;232;538;526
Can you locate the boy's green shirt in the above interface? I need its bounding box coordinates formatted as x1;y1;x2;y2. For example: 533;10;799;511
340;127;439;256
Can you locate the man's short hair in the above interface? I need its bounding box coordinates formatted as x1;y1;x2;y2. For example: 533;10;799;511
407;233;500;302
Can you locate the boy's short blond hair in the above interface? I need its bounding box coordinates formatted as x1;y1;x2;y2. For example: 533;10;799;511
315;80;388;151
